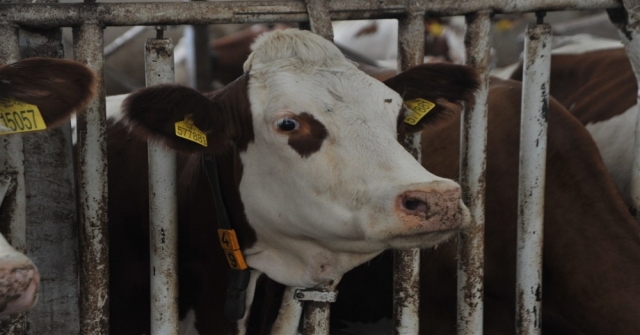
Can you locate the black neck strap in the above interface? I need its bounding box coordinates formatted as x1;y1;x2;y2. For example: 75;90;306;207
202;154;251;322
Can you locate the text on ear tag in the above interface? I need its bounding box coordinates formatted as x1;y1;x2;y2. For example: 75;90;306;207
218;229;248;270
175;116;208;147
404;98;436;125
0;99;47;135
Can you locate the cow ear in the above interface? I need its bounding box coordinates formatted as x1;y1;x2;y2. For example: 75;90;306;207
383;63;479;134
121;75;251;153
0;58;96;127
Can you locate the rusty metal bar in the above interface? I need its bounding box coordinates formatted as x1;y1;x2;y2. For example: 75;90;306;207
272;287;304;335
304;0;333;41
516;22;552;335
302;278;341;335
0;22;29;335
457;10;491;335
145;30;179;335
74;22;109;335
394;3;425;335
609;1;640;222
0;0;622;29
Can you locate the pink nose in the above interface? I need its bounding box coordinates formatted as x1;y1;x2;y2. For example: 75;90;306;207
0;256;40;316
396;182;464;231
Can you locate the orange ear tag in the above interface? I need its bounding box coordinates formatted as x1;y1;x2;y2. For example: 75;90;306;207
217;229;248;270
0;99;47;135
175;116;208;147
404;98;436;125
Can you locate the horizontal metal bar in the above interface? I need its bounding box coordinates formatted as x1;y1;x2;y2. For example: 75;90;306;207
0;0;621;28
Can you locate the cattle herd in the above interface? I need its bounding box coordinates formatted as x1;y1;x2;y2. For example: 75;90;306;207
1;14;640;335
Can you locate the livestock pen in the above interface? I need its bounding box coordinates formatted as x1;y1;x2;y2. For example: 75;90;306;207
1;0;639;334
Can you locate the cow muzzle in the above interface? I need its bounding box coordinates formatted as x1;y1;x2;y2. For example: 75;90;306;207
0;253;40;316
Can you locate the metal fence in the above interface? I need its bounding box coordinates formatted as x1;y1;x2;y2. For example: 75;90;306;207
1;0;640;334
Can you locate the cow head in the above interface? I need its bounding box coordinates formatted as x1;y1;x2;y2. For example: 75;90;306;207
121;29;478;287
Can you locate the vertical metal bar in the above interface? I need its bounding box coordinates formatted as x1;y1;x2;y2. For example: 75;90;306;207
0;22;29;335
302;278;341;335
304;0;334;41
73;22;109;335
458;10;491;335
394;3;425;335
145;29;179;335
516;23;551;335
608;1;640;222
185;0;211;92
271;287;304;335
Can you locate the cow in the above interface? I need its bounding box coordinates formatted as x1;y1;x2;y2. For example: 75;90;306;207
504;39;637;209
0;57;96;316
106;28;478;334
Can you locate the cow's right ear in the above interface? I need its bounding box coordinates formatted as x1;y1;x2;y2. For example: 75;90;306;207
122;75;251;153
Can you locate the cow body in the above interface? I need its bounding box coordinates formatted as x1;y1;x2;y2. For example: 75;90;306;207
108;29;477;334
0;57;96;316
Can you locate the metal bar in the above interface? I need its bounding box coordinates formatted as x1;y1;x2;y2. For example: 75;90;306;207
271;287;304;335
302;278;341;335
0;1;622;29
0;21;29;335
74;22;109;335
516;23;552;335
104;25;148;58
304;0;333;41
457;10;491;335
608;1;640;222
394;3;425;335
145;31;179;335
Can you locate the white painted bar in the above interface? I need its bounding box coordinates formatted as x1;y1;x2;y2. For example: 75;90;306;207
272;287;304;335
145;35;179;335
394;3;425;334
457;10;491;335
516;23;552;335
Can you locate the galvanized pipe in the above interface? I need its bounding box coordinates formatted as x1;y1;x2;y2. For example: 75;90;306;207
394;4;425;335
302;278;341;335
0;22;29;335
0;0;622;29
516;23;552;335
271;287;304;335
145;34;179;335
304;0;334;41
457;10;491;335
73;22;110;335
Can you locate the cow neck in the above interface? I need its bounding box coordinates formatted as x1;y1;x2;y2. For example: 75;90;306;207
202;153;252;322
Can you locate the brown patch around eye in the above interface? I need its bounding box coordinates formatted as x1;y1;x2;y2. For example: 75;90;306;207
287;112;328;158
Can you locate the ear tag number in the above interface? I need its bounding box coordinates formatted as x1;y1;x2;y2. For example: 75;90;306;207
175;116;208;147
404;98;436;126
217;229;248;270
0;99;47;135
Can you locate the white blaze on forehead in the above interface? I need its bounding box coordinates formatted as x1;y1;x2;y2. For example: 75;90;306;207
238;29;457;287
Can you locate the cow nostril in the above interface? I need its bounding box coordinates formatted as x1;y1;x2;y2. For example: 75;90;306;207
402;197;428;213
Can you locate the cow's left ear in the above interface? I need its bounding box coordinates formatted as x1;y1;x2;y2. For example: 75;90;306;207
383;63;479;134
0;58;96;127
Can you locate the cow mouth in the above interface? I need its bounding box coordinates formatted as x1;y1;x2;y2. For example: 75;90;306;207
387;227;460;249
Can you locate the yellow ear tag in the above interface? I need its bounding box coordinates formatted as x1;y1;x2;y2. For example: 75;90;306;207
175;116;208;147
404;98;436;125
427;22;445;37
0;99;47;135
217;229;248;270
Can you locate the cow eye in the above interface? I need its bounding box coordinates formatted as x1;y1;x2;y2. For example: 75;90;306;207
275;118;300;132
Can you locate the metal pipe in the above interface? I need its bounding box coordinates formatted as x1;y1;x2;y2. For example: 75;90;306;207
0;0;622;29
145;32;179;335
304;0;333;41
457;10;491;335
516;23;552;335
0;22;29;335
271;287;304;335
302;278;341;335
394;3;425;335
104;25;148;58
73;22;110;335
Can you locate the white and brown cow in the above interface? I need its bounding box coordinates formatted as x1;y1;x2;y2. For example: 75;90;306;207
0;57;96;316
107;29;477;334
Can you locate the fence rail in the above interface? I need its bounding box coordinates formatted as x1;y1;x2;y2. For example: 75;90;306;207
1;0;639;334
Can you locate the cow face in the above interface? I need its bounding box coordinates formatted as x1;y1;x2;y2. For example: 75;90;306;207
121;29;477;287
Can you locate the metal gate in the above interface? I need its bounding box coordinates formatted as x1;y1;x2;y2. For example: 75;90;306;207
1;0;640;334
